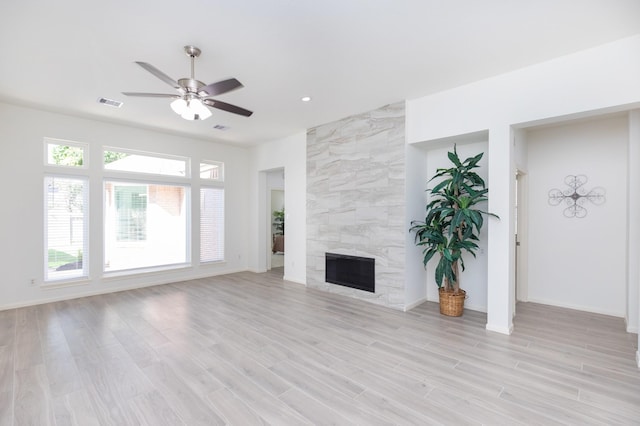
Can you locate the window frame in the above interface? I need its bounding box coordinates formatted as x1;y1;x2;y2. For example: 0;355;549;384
103;146;191;178
199;183;225;264
199;160;225;182
44;138;89;169
102;177;191;275
43;174;90;285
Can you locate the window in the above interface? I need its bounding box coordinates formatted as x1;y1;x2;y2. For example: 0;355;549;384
45;176;88;282
104;181;188;272
45;139;87;168
200;187;224;262
200;161;224;181
104;148;188;177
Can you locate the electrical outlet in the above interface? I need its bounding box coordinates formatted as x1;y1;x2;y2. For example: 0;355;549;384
30;278;36;286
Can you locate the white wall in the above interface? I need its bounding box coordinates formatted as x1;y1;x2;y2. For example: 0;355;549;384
0;101;250;309
404;142;428;309
249;131;306;284
627;110;640;333
406;34;640;334
527;115;628;316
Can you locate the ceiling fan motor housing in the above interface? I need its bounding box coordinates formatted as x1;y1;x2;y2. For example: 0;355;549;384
178;78;206;94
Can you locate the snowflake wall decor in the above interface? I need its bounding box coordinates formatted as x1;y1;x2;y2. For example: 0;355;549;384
548;175;605;218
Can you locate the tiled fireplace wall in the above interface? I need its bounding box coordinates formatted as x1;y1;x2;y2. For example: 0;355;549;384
306;102;406;309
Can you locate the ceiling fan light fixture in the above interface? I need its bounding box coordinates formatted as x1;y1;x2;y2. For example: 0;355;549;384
192;98;212;120
172;97;212;120
170;98;187;115
123;46;252;121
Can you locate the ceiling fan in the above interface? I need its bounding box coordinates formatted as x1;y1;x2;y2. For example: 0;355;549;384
122;45;253;121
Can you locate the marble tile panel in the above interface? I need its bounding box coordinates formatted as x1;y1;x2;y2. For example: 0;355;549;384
355;206;389;225
307;101;407;310
328;172;357;191
338;158;371;174
355;167;390;190
327;208;356;227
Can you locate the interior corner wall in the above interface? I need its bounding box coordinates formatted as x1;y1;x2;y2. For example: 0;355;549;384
306;102;407;309
422;141;491;312
406;34;640;334
627;109;640;332
526;115;628;316
0;101;250;310
404;141;428;309
249;131;307;284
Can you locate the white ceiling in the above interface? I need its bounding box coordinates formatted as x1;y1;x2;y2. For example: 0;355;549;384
1;1;639;147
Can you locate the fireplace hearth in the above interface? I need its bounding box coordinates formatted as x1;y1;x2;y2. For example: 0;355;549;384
325;253;375;293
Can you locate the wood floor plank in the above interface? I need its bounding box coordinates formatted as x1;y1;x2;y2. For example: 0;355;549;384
269;359;394;426
0;391;11;426
14;364;56;426
14;307;43;370
278;387;355;425
1;270;638;425
127;390;186;426
142;360;226;426
53;389;101;426
206;387;268;425
0;310;16;347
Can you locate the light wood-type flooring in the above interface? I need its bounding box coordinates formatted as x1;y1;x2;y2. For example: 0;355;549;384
1;269;639;425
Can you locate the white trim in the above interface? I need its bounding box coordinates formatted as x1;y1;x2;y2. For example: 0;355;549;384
637;351;640;369
0;268;248;312
404;297;428;311
625;317;639;333
526;297;625;319
44;137;89;169
283;275;306;285
486;323;514;335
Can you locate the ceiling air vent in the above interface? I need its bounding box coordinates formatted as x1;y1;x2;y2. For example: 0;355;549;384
213;124;229;131
97;97;123;108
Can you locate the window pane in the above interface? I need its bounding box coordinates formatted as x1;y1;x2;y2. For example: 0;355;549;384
47;142;85;167
104;149;187;177
200;187;224;262
200;161;224;181
105;182;188;272
45;176;88;281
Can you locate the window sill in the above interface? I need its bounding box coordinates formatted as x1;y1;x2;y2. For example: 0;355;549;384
102;263;191;280
41;277;90;290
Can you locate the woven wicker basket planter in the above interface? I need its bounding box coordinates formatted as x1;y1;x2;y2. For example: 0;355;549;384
438;288;466;317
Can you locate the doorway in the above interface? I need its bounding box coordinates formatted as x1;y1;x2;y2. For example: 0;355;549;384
265;169;284;276
270;189;285;271
515;170;528;304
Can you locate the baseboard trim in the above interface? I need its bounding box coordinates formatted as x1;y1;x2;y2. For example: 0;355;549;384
0;268;248;312
526;297;624;318
404;297;428;311
283;276;306;285
486;323;514;335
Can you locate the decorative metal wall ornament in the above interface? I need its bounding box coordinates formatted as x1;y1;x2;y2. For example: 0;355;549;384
548;175;605;218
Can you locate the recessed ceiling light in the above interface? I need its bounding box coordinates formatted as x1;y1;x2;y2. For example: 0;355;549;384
301;96;312;102
97;97;123;108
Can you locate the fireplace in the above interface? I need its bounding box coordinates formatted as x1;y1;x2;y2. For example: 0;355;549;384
325;253;375;293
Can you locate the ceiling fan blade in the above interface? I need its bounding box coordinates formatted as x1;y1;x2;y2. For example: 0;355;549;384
121;92;179;98
203;99;253;117
199;78;243;96
135;62;180;89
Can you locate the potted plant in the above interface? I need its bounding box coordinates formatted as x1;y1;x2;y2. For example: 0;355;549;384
410;146;498;316
273;207;285;235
